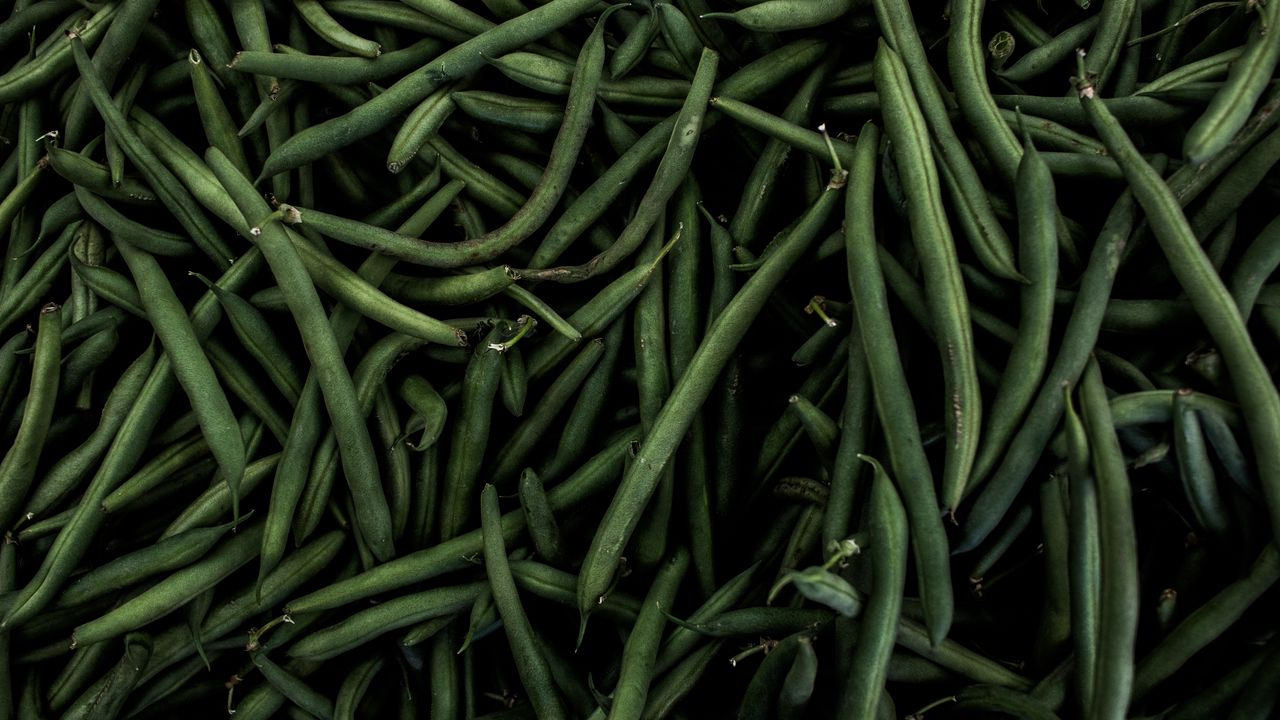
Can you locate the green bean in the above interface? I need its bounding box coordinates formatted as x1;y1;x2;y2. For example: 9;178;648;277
729;59;830;247
180;55;246;185
1078;358;1139;720
1035;474;1071;668
666;607;832;638
451;90;563;133
709;95;855;167
112;234;245;503
526;48;718;283
398;374;448;452
1173;389;1232;539
998;109;1108;156
438;324;505;540
382;265;518;307
55;520;236;609
67;249;144;319
259;0;602;178
71;521;264;648
508;561;642;624
374;385;413;541
190;272;302;404
71;186;189;258
324;1;471;42
641;640;721;720
205;340;292;443
480;484;566;718
896;616;1032;690
607;546;687;719
952;685;1062;719
956;172;1149;551
630;217;678;570
292;1;379;58
836;455;908;718
701;0;852;31
0;302;59;530
611;7;659;80
778;635;817;720
334;655;382;720
873;0;1021;281
249;651;333;720
293;330;429;544
45;145;156;206
0;161;49;271
949;0;1022;183
1183;0;1280;163
542;321;625;481
516;470;566;566
971;123;1058;489
208;147;395;561
70;34;234;269
63;0;161;147
385;83;459;174
23;342;154;519
875;41;983;516
1079;60;1280;556
1133;543;1280;700
289;582;484;660
0;4;116;105
0;1;77;54
287;430;636;614
428;627;462;720
488;51;690;106
60;633;152;720
576;160;843;631
654;3;702;78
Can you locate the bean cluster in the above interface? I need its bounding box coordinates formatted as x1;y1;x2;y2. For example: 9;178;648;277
0;0;1278;718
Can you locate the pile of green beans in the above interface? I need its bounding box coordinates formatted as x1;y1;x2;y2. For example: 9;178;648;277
0;0;1279;717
